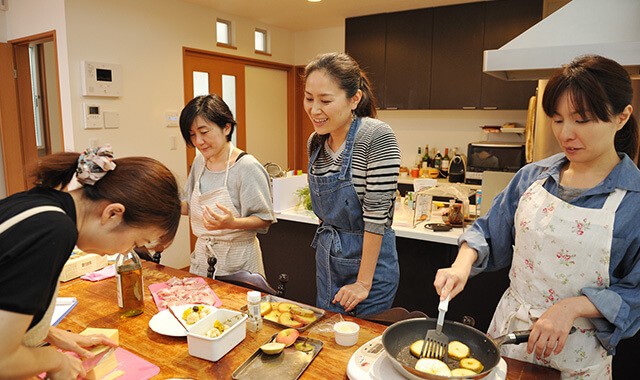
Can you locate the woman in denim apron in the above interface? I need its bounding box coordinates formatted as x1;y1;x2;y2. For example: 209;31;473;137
304;53;400;315
434;55;640;379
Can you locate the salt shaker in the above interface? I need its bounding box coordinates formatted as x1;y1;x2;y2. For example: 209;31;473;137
246;291;263;332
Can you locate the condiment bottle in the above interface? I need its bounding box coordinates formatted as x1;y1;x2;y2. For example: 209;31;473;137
246;291;263;332
115;250;144;317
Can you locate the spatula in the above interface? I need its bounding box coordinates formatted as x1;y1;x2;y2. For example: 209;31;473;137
420;295;450;361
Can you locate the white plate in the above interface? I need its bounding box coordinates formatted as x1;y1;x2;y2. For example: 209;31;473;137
148;304;216;337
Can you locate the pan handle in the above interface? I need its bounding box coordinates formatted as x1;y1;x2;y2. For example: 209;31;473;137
499;326;577;346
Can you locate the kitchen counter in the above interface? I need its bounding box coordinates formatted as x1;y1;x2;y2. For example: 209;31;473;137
276;207;466;246
53;262;560;380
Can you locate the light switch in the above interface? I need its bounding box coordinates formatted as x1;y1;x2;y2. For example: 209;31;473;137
103;111;119;129
165;111;179;127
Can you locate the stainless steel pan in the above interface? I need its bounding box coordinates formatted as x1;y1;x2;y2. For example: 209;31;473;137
381;318;529;379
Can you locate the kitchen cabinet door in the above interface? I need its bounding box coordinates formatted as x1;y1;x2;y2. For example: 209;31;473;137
384;9;433;109
430;2;485;110
481;0;542;109
345;14;387;109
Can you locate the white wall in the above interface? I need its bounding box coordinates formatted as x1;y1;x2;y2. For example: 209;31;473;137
294;26;345;66
245;65;288;167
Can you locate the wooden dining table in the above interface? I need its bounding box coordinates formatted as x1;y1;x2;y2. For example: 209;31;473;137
55;261;560;380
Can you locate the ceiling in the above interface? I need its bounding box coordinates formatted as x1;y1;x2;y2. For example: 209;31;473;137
179;0;484;32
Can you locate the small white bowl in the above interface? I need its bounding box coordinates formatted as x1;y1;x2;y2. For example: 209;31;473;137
334;321;360;347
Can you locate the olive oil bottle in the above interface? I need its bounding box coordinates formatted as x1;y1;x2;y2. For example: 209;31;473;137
115;250;144;317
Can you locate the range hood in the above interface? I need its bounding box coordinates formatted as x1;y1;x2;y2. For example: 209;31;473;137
483;0;640;80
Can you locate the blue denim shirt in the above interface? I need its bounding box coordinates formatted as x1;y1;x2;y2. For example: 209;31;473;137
460;153;640;354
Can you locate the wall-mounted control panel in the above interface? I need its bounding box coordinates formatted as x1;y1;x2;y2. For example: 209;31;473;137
81;61;122;97
83;103;103;129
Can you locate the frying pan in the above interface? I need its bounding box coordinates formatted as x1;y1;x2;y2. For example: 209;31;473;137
381;318;529;379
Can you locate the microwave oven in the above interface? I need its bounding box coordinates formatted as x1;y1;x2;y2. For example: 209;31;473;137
465;141;525;184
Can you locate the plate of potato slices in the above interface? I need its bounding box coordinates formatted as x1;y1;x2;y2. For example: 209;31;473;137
242;295;325;332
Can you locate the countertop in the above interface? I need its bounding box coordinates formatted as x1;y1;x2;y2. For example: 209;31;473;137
276;207;467;246
51;262;560;380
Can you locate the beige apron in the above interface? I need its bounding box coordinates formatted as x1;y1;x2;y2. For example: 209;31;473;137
488;178;624;379
189;143;264;278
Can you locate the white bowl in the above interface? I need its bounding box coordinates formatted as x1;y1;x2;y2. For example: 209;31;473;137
186;308;247;362
334;321;360;347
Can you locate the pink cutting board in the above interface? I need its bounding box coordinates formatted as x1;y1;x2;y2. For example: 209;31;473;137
148;277;222;311
40;347;159;380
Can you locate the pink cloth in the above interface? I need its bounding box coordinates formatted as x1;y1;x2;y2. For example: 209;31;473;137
81;264;115;281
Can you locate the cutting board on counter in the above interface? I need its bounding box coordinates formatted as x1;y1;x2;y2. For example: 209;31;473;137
39;348;159;380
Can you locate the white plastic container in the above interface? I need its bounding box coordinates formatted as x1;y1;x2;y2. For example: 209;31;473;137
334;321;360;347
186;308;247;362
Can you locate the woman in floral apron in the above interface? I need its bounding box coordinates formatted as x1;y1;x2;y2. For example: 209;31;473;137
179;95;275;278
435;55;640;379
304;53;400;315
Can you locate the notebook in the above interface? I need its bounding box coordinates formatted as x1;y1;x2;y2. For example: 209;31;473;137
480;171;515;217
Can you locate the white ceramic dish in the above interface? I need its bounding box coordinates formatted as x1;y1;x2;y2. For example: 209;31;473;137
148;304;216;337
187;308;247;362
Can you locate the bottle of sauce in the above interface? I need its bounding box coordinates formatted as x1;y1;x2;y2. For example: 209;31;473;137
434;151;443;177
246;290;263;332
422;145;430;169
115;250;144;317
415;146;423;168
442;148;450;178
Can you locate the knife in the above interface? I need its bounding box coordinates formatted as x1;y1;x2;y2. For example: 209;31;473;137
82;346;115;371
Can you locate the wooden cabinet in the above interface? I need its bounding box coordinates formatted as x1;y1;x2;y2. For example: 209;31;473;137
345;0;542;110
345;14;387;109
481;0;543;109
430;2;485;110
383;9;433;109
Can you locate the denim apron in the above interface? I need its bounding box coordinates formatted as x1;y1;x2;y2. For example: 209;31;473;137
308;117;399;315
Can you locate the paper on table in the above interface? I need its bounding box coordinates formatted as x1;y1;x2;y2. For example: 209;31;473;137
51;297;78;326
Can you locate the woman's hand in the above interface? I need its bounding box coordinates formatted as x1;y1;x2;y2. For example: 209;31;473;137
527;296;600;358
333;281;370;313
433;243;477;301
46;327;118;359
202;204;236;230
46;352;85;380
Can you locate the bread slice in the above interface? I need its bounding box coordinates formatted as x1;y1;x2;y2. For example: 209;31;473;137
451;368;477;377
460;357;484;373
409;339;426;358
448;340;470;360
414;358;452;377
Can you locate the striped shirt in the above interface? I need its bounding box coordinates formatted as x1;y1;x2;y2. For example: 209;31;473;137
308;117;400;234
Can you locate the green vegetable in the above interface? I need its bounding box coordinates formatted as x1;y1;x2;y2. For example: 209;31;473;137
295;186;313;211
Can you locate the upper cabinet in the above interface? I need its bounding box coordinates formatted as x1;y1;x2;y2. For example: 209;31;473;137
345;13;387;109
345;0;542;110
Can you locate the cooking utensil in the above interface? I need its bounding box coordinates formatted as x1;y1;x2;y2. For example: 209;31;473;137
382;318;530;380
420;296;449;361
82;347;115;372
168;306;189;333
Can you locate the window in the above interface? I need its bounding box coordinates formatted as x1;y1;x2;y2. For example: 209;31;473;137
216;19;233;46
254;28;270;55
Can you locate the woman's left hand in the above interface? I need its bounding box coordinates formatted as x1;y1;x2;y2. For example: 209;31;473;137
202;204;236;230
527;299;577;358
333;281;369;313
46;327;118;359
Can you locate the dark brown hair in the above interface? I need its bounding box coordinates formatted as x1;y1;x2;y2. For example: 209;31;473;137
304;52;378;154
32;153;181;247
179;94;236;147
542;55;639;164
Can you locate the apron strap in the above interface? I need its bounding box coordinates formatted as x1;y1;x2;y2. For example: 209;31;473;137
339;117;360;180
311;224;342;253
601;188;626;212
0;206;65;235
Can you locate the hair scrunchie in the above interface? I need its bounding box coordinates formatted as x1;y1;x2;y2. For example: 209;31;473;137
76;144;116;185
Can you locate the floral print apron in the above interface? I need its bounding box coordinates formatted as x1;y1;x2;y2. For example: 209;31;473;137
488;178;625;379
308;117;399;315
189;143;264;278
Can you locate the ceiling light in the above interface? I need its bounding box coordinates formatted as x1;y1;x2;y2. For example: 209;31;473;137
308;0;322;2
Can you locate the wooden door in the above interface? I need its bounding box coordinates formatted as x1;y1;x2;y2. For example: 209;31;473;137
183;51;247;168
